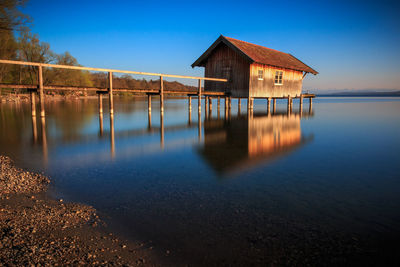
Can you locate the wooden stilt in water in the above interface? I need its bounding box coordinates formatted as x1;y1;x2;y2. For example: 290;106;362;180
99;113;104;136
188;96;192;110
108;72;114;115
299;95;303;116
198;79;202;111
250;98;254;110
160;76;164;113
228;97;232;110
148;107;152;130
287;96;291;114
273;98;277;114
198;105;202;141
217;96;220;110
160;111;164;149
309;97;313;113
188;107;192;125
148;94;152;112
31;114;37;143
238;98;241;116
205;96;209;113
209;97;212;119
247;96;251;111
98;93;103;114
267;97;271;115
224;96;228;119
40;117;47;165
110;114;115;158
38;66;45;117
30;90;36;117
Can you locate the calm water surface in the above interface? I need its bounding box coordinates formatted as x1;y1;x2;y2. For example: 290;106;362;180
1;97;400;265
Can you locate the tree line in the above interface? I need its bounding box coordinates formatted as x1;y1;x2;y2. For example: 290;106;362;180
0;0;195;95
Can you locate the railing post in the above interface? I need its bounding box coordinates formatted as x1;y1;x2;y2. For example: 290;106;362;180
38;65;45;117
108;72;113;115
160;76;164;113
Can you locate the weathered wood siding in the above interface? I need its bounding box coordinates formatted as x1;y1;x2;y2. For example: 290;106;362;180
249;63;303;98
204;43;250;97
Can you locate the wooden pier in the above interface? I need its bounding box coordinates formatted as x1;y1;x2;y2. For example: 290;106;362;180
0;59;315;121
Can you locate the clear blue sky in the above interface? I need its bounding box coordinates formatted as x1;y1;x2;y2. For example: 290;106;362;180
22;0;400;91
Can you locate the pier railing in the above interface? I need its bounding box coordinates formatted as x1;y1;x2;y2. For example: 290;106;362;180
0;59;228;117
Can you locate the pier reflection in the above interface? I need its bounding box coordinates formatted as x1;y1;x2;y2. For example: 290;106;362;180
198;112;313;175
25;100;313;169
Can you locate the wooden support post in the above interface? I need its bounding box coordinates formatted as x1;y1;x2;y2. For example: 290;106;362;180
38;65;45;117
160;76;164;113
99;113;104;136
110;114;115;158
148;94;152;130
299;95;303;116
148;94;152;112
247;96;251;111
198;104;202;141
98;93;103;114
188;107;192;125
309;97;313;113
273;98;277;113
224;96;228;119
217;96;220;110
108;72;114;115
160;111;164;149
198;79;202;111
205;96;209;112
30;91;36;117
40;117;48;165
250;98;254;110
238;98;241;115
31;114;37;143
188;96;192;110
287;96;291;114
228;97;232;109
209;97;212;111
267;97;271;114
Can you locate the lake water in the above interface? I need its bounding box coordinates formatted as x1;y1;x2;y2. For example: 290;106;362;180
1;97;400;265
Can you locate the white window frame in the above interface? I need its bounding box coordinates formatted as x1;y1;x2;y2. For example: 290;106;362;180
258;69;264;80
274;70;283;85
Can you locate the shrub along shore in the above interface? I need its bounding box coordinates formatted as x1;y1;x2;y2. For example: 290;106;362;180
0;155;158;266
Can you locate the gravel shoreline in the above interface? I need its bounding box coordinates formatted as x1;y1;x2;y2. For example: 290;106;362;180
0;156;157;266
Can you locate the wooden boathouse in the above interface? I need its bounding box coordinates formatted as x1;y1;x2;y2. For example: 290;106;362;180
192;35;318;100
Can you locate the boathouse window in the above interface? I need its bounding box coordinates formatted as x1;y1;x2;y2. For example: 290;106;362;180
258;69;264;80
274;70;283;85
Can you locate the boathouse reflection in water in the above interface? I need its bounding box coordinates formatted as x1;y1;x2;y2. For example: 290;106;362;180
198;112;314;175
26;99;313;172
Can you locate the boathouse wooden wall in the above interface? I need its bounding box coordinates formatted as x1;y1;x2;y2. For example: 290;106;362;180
249;63;303;98
204;43;250;97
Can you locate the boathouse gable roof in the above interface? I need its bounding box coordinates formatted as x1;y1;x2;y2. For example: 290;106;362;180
192;35;318;75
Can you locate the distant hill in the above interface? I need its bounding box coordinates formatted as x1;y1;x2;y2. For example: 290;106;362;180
316;90;400;97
